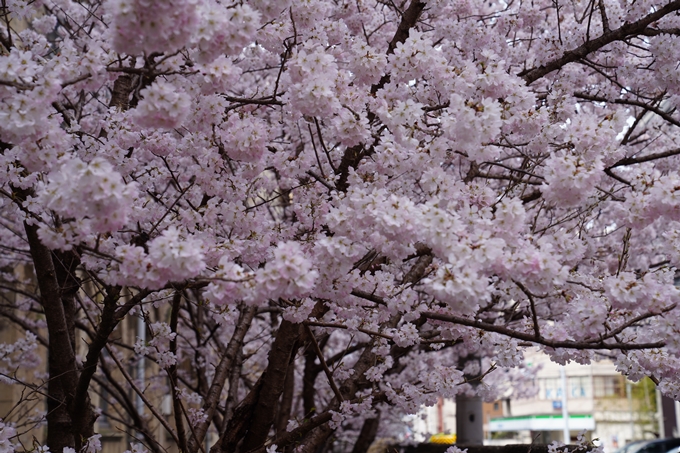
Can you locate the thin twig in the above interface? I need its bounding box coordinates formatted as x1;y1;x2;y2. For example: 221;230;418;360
514;280;541;340
104;343;181;446
305;325;344;402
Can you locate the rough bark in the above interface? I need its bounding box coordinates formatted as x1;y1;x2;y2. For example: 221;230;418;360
51;249;80;351
350;416;381;453
24;222;78;452
213;374;265;453
275;359;296;436
109;74;135;111
188;305;256;453
296;424;333;453
70;286;122;443
240;319;302;452
256;411;334;453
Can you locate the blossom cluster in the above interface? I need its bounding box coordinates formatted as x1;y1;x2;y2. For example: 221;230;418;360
284;46;342;118
542;153;604;207
133;81;192;130
134;322;177;369
113;227;206;288
441;94;503;162
218;115;270;163
0;420;15;453
206;242;318;306
194;2;261;63
109;0;199;54
36;157;138;246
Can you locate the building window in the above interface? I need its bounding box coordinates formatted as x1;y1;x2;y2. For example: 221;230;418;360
539;378;562;400
593;376;625;398
98;387;111;428
569;376;590;399
537;376;591;400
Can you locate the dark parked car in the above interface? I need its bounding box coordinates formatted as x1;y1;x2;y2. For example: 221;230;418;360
662;445;680;453
616;440;653;453
617;439;680;453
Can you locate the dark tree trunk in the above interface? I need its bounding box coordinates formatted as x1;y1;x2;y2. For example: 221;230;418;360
303;345;320;417
351;416;381;453
241;320;302;451
276;360;296;436
188;305;256;453
25;223;79;452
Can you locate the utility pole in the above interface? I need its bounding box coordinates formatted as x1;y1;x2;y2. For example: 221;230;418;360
456;355;484;445
560;366;570;443
627;381;635;441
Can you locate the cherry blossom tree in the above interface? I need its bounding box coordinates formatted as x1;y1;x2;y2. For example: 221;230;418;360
2;0;680;452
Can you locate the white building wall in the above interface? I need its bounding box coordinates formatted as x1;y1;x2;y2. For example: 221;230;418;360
411;351;658;452
500;351;655;452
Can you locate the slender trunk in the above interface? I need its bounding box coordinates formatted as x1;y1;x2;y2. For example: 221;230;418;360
188;305;256;453
209;346;244;453
25;223;78;452
168;292;189;453
213;374;265;453
276;360;296;436
303;346;319;418
241;320;302;451
71;287;122;442
350;416;381;453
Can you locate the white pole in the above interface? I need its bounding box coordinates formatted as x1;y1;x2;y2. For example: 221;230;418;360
627;381;635;441
560;366;570;443
657;388;665;438
675;400;680;436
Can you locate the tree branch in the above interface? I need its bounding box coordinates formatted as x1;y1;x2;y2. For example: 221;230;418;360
24;221;78;451
609;147;680;168
521;1;680;84
514;281;542;340
574;91;680;128
336;0;426;192
104;343;181;446
240;319;302;451
422;311;665;350
167;291;189;453
188;305;256;453
71;286;122;441
304;324;344;402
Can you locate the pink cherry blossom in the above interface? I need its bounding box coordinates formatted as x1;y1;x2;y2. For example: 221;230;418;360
133;81;191;130
4;1;680;452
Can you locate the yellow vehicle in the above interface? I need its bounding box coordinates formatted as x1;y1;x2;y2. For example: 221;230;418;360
429;433;457;444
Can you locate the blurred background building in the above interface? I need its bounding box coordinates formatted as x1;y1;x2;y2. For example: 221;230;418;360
411;351;667;453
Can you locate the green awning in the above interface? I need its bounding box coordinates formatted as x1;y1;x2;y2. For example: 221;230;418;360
489;414;595;432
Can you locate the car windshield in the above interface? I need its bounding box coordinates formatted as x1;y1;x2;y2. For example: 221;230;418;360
615;440;650;453
636;439;680;453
